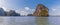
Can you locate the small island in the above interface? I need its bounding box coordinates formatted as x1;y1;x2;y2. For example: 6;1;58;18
33;4;49;17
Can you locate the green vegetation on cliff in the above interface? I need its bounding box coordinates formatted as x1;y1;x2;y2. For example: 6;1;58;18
33;4;49;17
39;10;49;17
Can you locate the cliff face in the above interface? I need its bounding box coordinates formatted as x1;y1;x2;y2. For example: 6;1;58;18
33;4;49;17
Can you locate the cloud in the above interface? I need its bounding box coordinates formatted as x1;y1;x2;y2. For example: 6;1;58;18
52;9;56;11
0;0;10;11
20;11;28;15
24;7;30;10
50;5;60;16
16;7;35;16
0;0;3;4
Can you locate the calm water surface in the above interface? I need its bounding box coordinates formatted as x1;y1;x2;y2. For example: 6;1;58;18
0;16;60;25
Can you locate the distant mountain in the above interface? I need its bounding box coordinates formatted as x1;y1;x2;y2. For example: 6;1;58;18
33;4;49;17
0;8;20;16
6;10;20;16
0;8;5;16
27;14;33;16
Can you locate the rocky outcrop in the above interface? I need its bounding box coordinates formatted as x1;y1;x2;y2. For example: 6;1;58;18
33;4;49;17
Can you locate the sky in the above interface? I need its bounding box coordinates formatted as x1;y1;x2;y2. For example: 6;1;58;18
0;0;60;16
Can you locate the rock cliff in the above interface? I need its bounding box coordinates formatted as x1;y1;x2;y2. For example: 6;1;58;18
33;4;49;17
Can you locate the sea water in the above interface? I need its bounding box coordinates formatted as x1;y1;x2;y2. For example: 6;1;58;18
0;16;60;25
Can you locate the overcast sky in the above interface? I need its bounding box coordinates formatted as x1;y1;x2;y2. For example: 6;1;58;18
0;0;60;16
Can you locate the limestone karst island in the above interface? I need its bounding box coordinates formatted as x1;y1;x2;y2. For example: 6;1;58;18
33;4;49;17
0;4;49;16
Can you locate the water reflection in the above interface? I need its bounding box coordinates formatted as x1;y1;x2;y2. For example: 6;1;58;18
0;17;60;25
36;17;49;25
49;17;60;25
7;17;36;25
